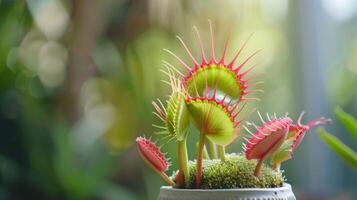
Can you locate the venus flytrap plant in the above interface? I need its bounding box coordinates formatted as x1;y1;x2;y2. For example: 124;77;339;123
161;21;261;188
136;21;331;190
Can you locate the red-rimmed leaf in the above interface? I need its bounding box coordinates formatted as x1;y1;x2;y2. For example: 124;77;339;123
136;137;169;172
245;117;292;160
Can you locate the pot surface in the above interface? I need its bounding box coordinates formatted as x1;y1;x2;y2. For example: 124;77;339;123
157;183;296;200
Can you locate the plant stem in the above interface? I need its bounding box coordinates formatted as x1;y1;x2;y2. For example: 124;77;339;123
254;158;264;177
196;132;206;188
196;143;210;159
178;139;190;187
159;171;176;187
218;145;226;161
203;144;209;159
207;139;217;159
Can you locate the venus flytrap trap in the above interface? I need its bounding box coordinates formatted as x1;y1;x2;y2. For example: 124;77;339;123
243;112;332;176
136;22;331;191
136;137;175;186
270;112;332;170
243;113;292;176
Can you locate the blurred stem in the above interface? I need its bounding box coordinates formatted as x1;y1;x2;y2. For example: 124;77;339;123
178;139;190;187
207;139;217;159
196;132;205;188
218;145;225;162
203;144;209;159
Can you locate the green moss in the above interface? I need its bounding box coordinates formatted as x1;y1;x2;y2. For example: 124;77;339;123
171;154;284;189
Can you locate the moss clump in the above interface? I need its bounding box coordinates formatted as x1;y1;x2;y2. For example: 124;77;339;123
171;153;284;189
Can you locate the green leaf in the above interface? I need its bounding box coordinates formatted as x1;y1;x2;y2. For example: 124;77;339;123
335;106;357;141
317;128;357;169
270;139;293;165
187;100;235;146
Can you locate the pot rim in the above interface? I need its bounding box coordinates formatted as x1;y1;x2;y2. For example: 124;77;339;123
160;183;292;192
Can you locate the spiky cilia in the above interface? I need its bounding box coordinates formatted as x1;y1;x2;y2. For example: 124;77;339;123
164;21;262;103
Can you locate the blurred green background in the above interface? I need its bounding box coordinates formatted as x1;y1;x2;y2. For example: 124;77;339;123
0;0;356;199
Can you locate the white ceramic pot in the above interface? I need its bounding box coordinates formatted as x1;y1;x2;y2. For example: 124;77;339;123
157;183;296;200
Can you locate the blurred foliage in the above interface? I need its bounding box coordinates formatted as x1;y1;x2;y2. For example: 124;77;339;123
0;0;356;199
318;107;357;169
